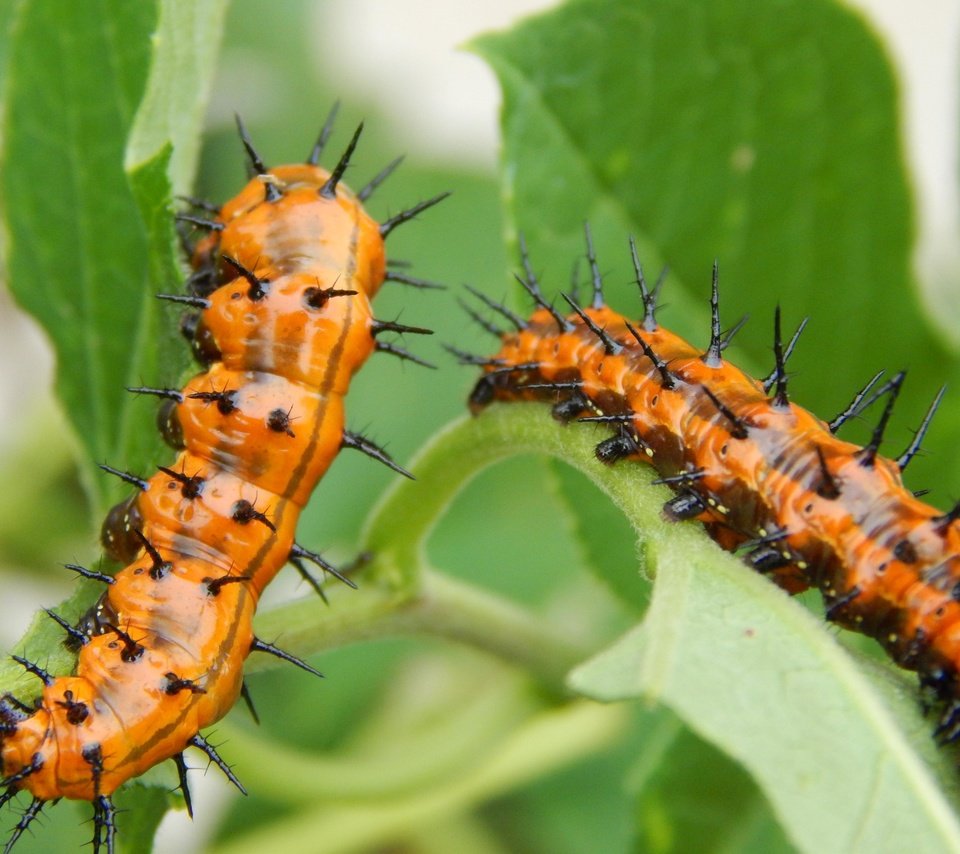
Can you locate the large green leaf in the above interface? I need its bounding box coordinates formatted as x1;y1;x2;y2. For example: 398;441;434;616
3;0;158;513
570;514;960;852
2;0;224;518
472;0;960;495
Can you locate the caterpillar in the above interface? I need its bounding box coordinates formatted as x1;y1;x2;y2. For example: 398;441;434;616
463;227;960;743
0;109;445;853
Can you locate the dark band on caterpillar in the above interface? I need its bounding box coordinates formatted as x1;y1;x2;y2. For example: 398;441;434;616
465;225;960;750
0;111;446;853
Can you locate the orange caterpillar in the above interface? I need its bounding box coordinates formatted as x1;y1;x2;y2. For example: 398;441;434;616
0;110;445;852
464;229;960;739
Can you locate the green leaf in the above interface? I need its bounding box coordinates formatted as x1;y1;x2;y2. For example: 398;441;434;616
0;578;102;699
2;0;226;518
472;0;960;493
2;0;159;512
570;526;960;852
125;0;229;193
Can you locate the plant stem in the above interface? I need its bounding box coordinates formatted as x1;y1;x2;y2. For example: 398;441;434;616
251;568;589;696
